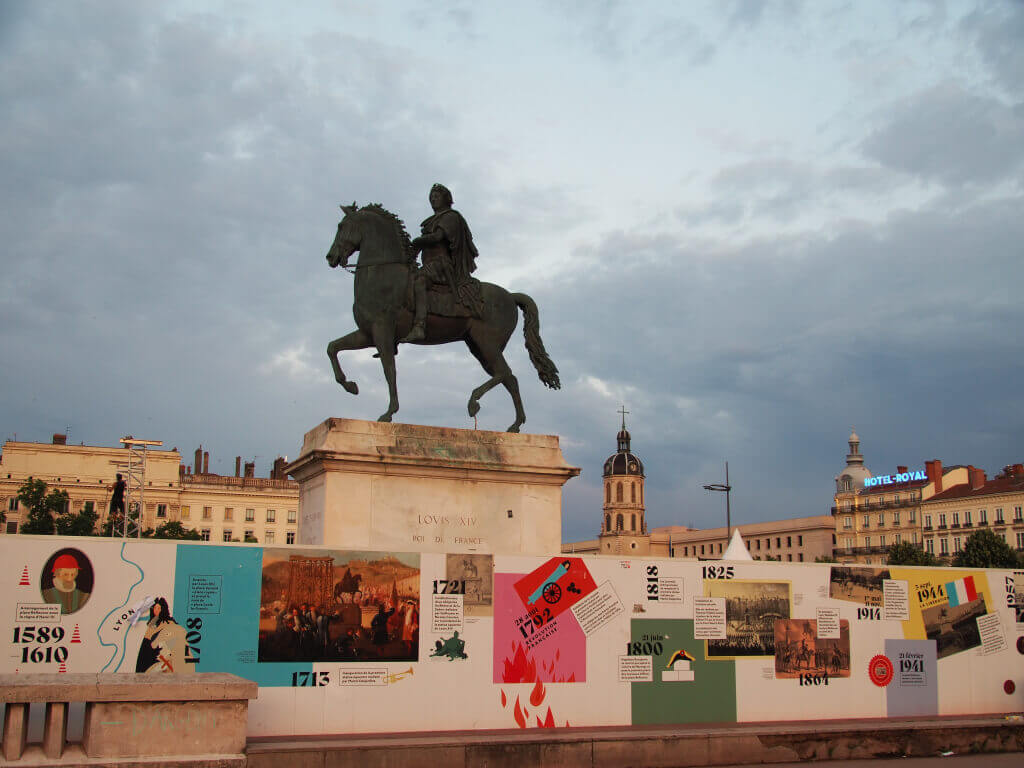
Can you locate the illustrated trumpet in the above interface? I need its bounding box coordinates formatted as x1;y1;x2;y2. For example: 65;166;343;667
387;666;414;684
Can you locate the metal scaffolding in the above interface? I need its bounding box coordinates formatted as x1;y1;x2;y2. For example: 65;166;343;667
109;437;163;538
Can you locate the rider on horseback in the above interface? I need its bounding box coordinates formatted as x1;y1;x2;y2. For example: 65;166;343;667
400;183;484;343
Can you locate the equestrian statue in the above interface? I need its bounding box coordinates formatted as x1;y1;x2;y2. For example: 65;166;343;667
325;184;560;433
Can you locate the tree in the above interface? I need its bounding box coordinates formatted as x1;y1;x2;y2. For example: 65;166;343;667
146;521;202;541
814;554;838;563
953;528;1019;569
887;541;940;567
55;500;100;537
17;478;69;535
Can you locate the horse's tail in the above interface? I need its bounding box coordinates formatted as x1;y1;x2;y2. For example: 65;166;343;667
512;292;561;390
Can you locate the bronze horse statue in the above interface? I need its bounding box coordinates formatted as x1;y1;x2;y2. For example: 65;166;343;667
325;203;560;432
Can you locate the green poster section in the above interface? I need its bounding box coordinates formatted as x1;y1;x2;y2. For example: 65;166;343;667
630;618;737;725
173;544;310;686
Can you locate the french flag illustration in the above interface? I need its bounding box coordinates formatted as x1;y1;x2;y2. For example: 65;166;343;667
944;575;978;607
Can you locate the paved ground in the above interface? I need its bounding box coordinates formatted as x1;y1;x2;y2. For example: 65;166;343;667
715;755;1022;768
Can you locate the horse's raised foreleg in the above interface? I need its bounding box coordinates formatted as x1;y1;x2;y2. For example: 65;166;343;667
371;322;399;422
327;328;373;395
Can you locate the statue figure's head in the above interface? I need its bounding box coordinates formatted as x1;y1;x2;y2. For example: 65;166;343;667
429;183;453;211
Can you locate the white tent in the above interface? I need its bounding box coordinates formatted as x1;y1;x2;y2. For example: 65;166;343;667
722;528;753;560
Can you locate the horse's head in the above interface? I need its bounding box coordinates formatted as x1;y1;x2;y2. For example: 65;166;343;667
327;202;360;268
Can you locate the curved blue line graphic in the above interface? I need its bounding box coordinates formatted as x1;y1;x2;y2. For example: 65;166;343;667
97;542;145;672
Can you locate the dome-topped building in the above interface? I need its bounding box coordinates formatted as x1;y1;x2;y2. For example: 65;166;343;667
835;428;872;493
599;408;649;554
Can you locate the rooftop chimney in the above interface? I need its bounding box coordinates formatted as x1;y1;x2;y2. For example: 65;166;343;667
244;461;255;479
52;433;66;446
897;465;907;474
1014;464;1024;476
925;460;943;493
194;447;203;475
235;456;241;477
271;456;287;480
203;451;209;475
969;466;986;490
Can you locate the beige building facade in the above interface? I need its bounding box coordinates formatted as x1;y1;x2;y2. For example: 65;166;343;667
831;430;970;565
921;463;1024;560
1;436;298;545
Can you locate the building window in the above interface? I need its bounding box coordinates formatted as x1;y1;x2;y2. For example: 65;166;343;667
924;514;931;528
938;513;947;527
952;511;959;525
953;536;961;553
845;537;854;549
925;538;933;554
156;504;167;519
224;507;234;521
964;510;971;524
181;505;190;520
862;515;869;527
892;512;900;525
6;522;17;534
287;509;296;524
200;529;211;542
798;553;803;562
604;513;610;531
909;509;916;523
995;508;1004;523
843;516;852;529
756;539;761;550
266;509;276;523
223;530;232;542
786;536;792;547
1015;506;1023;522
286;532;295;544
895;533;902;544
939;538;948;555
244;530;255;542
1016;531;1024;549
605;484;610;503
8;497;19;512
700;544;705;555
878;513;884;526
765;538;771;549
864;536;871;547
775;537;781;548
631;484;636;503
265;530;275;544
979;509;987;523
912;531;919;543
202;506;212;520
616;483;623;502
630;514;636;531
245;508;255;522
616;514;623;531
718;543;723;553
879;535;886;547
893;493;900;503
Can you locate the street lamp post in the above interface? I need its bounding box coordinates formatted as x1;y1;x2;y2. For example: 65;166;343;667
703;461;732;541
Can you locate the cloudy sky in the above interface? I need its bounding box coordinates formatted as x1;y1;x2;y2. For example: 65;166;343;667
1;1;1021;543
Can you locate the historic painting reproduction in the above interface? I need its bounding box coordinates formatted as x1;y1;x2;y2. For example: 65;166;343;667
704;580;791;659
257;548;420;663
445;553;493;617
829;566;890;607
773;619;851;679
921;597;986;659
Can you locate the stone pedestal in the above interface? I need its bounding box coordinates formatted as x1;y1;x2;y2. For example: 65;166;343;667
287;418;580;555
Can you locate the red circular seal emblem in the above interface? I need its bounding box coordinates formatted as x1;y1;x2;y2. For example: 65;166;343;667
868;654;894;687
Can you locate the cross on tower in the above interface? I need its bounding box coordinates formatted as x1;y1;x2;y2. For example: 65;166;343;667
618;405;629;430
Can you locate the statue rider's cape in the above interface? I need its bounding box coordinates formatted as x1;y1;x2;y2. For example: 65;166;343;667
421;207;484;317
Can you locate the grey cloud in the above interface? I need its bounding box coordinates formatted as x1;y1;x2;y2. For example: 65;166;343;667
861;83;1024;186
961;1;1024;98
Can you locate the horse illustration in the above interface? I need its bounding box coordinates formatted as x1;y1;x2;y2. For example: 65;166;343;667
325;203;560;432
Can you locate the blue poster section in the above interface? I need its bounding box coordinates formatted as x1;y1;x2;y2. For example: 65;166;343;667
173;544;310;686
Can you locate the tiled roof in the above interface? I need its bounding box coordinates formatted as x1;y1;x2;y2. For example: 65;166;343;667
927;473;1024;501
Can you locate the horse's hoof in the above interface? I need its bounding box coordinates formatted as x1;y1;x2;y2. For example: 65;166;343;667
468;400;480;418
378;414;393;423
342;381;359;395
507;425;521;433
